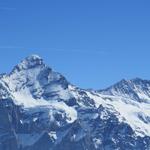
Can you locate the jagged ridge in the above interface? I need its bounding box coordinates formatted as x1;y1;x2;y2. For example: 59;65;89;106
0;55;150;150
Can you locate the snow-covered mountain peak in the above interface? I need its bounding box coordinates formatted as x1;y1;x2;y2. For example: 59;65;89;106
0;55;70;102
0;55;150;150
105;77;150;91
12;54;45;73
1;55;48;92
100;78;150;103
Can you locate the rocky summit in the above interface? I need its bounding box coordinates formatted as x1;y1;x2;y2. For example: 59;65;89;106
0;55;150;150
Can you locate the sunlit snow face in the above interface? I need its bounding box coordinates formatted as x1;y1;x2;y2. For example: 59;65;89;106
1;55;150;143
1;55;70;101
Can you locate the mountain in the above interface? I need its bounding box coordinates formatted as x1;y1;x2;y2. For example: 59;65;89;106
100;78;150;102
0;55;150;150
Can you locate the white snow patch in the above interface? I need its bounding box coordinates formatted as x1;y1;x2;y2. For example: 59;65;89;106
48;131;57;141
12;88;77;123
50;101;77;123
86;91;150;137
12;88;49;107
93;138;102;149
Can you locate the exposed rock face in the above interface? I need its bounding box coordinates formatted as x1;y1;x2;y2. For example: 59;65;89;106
0;55;150;150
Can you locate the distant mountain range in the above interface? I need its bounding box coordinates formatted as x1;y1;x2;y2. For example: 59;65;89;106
0;55;150;150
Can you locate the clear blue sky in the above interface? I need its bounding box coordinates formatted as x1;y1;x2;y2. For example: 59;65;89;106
0;0;150;89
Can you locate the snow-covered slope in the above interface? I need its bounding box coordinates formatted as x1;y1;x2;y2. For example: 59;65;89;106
0;55;150;150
